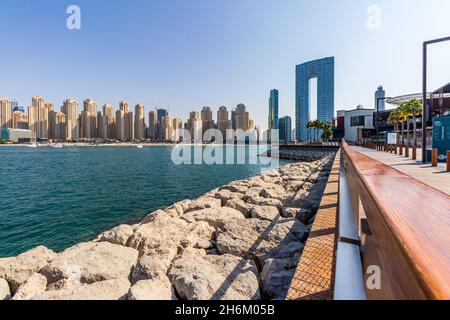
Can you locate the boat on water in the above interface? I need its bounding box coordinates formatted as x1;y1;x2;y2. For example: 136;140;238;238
27;143;38;148
51;143;64;148
136;144;144;149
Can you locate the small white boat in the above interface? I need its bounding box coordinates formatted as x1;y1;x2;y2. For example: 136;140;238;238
136;144;144;149
52;143;64;148
27;143;38;148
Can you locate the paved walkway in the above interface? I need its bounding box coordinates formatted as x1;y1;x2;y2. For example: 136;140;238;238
352;147;450;195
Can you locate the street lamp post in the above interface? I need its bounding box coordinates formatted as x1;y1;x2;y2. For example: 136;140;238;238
422;36;450;163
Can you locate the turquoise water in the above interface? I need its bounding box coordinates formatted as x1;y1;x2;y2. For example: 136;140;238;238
0;146;286;257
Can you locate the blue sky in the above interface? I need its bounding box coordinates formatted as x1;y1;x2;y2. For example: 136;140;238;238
1;0;450;129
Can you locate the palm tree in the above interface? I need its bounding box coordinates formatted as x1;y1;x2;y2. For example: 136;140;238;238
403;99;423;148
313;119;321;142
306;120;313;143
398;103;409;147
387;108;401;145
321;120;332;142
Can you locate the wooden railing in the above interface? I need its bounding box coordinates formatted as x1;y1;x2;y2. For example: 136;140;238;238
341;140;450;300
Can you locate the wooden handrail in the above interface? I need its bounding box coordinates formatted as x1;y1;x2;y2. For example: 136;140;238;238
341;140;450;300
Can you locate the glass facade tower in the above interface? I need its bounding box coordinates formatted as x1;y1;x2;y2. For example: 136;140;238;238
268;89;279;131
296;57;335;141
279;116;292;142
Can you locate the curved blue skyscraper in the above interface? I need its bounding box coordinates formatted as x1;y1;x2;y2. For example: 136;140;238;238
296;57;335;141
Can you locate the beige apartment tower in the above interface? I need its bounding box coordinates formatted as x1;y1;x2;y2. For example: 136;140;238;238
0;98;12;129
28;97;49;140
62;99;79;141
134;104;145;140
148;111;157;140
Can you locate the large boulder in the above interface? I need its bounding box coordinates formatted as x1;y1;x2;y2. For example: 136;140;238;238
214;189;244;206
127;215;215;256
128;277;177;300
219;183;249;194
12;273;47;300
96;224;134;246
40;242;138;284
246;196;283;211
131;249;176;283
282;207;314;224
32;279;131;300
226;199;254;218
250;206;280;221
216;218;307;268
260;257;299;300
168;252;260;300
185;197;222;213
0;278;11;300
0;246;56;293
163;200;192;217
181;207;245;230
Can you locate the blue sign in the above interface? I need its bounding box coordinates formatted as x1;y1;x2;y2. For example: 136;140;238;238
433;117;450;162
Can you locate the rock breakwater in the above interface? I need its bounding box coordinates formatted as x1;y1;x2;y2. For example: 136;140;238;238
0;152;336;300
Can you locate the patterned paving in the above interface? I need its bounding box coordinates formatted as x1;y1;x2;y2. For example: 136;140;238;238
286;152;340;300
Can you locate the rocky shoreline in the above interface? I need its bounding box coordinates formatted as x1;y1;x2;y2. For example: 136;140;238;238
0;152;336;301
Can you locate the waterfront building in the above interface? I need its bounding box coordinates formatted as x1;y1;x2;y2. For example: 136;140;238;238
188;111;202;142
344;106;375;143
116;109;125;141
160;116;172;141
1;128;31;143
83;99;98;139
375;85;386;112
53;112;66;140
148;111;157;140
124;111;134;141
62;99;79;141
0;97;12;129
156;109;168;139
97;111;107;140
201;106;214;135
217;106;232;140
134;104;145;140
296;57;335;141
232;103;250;131
80;111;92;139
279;116;292;142
103;104;115;140
172;118;183;142
268;89;279;133
12;111;28;129
28;96;49;140
119;101;129;113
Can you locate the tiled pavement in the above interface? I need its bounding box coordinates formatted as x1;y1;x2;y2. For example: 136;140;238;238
286;152;340;300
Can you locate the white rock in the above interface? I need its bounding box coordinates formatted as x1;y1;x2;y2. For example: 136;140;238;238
225;199;254;218
131;249;177;283
128;214;215;256
0;278;11;300
216;218;306;267
128;277;177;300
185;197;222;213
96;224;134;246
251;206;280;221
0;246;56;293
32;279;131;300
181;207;245;230
168;253;260;300
40;242;138;284
12;273;47;300
246;196;283;211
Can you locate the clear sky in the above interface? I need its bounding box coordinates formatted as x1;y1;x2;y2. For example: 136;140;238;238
1;0;450;129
